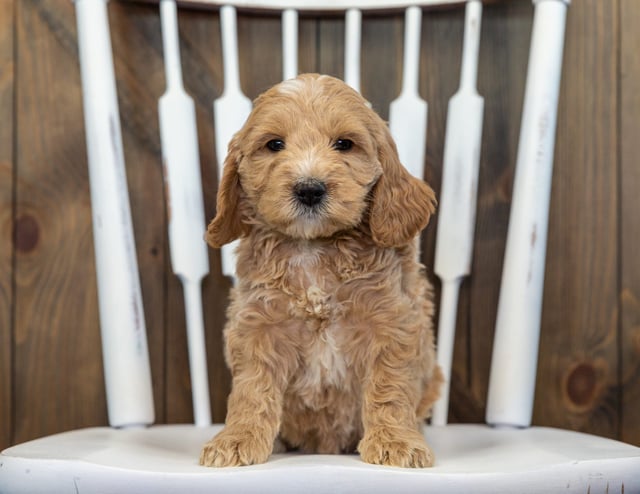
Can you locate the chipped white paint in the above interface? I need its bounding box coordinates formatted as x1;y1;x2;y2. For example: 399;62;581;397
75;0;154;428
3;424;639;492
486;0;570;428
159;0;211;427
432;0;484;426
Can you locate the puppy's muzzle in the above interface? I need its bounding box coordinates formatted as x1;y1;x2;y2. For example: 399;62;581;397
294;179;326;207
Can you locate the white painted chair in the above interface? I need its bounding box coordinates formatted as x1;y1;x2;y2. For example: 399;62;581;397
2;1;639;493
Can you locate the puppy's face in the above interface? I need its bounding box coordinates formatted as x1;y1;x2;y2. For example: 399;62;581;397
207;74;436;249
236;75;382;240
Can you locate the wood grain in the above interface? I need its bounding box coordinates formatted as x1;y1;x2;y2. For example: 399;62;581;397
620;0;640;446
0;0;15;452
13;0;107;443
534;0;620;438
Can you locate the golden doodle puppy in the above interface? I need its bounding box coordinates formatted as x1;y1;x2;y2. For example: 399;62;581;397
201;74;443;468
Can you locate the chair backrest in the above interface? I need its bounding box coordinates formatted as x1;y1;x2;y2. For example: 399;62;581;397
74;0;569;431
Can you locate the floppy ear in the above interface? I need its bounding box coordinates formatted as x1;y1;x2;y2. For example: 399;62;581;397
206;137;249;248
369;124;436;248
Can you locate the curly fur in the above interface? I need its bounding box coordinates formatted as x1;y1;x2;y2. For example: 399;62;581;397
200;74;443;468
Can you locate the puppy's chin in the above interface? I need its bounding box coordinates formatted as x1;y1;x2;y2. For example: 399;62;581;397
284;224;332;240
279;212;353;240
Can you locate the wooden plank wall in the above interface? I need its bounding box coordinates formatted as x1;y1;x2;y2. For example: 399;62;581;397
1;0;638;450
620;0;640;447
535;0;619;439
0;0;14;452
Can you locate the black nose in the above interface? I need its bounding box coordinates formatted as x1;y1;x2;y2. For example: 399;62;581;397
294;180;327;207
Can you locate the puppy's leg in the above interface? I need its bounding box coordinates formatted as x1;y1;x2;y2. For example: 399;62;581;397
358;347;434;468
200;365;286;467
200;313;298;467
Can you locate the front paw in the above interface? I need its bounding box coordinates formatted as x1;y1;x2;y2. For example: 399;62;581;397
358;427;434;468
200;426;273;467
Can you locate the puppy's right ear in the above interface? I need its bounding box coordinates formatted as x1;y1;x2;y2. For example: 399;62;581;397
206;137;249;248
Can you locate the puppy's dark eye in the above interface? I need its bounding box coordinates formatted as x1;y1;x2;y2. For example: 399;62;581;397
266;139;285;152
333;139;353;151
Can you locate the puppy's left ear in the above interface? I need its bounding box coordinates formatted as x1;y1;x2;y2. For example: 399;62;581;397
369;124;436;248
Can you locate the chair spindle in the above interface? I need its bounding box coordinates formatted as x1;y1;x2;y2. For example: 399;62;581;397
432;0;484;426
389;5;428;181
282;9;299;80
486;0;570;428
344;8;362;92
214;5;252;282
75;0;155;428
159;0;212;427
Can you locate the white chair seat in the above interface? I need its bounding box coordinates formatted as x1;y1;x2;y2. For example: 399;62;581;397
2;424;638;493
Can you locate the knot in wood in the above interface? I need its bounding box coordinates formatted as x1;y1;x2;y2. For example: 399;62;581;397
14;214;40;253
565;362;598;410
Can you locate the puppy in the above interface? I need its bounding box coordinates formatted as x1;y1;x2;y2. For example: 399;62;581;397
201;74;442;468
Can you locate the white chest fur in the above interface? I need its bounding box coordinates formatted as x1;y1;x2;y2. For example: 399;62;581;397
286;246;351;398
303;325;348;389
